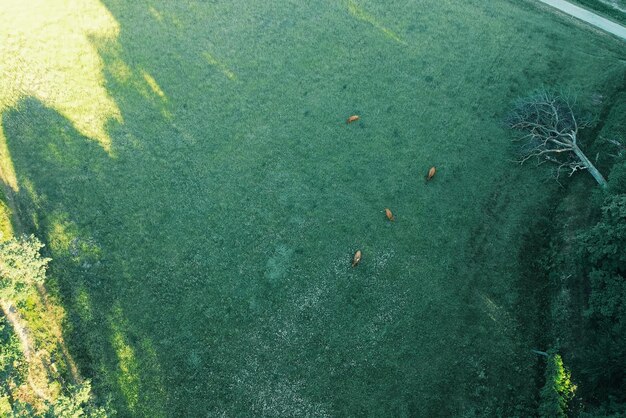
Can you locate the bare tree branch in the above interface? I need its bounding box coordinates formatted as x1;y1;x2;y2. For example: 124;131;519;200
507;90;607;188
603;137;625;159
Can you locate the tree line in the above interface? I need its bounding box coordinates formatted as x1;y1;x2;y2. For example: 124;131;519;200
509;89;626;417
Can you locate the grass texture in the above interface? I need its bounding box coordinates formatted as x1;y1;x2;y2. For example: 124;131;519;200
568;0;626;25
1;0;624;416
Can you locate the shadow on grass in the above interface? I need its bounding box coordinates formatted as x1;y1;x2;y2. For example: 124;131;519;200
2;5;304;410
2;98;169;417
4;1;625;416
2;1;289;412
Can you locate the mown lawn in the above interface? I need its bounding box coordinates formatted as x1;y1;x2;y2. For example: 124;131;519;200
1;0;624;416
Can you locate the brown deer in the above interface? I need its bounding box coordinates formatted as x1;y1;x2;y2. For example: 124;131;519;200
352;250;362;267
426;166;436;182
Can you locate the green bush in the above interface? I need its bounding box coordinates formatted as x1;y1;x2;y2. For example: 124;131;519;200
539;352;576;418
0;235;50;300
583;194;626;296
0;236;109;416
575;194;626;405
608;160;626;195
0;318;26;409
43;381;109;418
581;195;626;276
10;381;109;417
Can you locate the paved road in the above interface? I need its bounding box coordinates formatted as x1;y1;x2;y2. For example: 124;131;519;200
538;0;626;41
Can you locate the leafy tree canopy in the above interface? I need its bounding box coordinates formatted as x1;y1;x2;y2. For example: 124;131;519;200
0;235;50;299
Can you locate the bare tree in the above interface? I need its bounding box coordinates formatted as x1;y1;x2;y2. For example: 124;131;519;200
507;90;607;188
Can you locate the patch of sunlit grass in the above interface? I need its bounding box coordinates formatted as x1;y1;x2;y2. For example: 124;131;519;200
110;305;139;413
0;0;122;183
0;126;19;191
148;6;164;23
203;51;237;81
74;286;94;323
137;338;167;418
0;199;13;240
46;212;79;254
141;71;167;100
347;0;406;45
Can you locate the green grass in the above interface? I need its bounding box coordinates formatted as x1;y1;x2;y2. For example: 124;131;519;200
1;0;624;416
568;0;626;26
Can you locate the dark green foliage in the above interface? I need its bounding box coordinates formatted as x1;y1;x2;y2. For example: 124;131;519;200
608;160;626;195
42;381;108;418
580;397;626;417
10;381;109;418
576;194;626;405
0;235;50;300
596;92;626;194
581;195;626;276
539;352;576;418
0;318;26;412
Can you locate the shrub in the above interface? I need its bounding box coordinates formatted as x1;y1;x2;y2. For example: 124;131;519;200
0;235;50;300
539;352;576;418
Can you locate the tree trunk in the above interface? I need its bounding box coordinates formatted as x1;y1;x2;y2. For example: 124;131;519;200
572;144;608;189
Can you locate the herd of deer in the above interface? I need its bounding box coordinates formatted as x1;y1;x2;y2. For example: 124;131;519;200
346;115;436;268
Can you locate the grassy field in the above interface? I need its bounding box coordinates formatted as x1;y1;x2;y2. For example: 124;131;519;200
568;0;626;25
1;0;625;416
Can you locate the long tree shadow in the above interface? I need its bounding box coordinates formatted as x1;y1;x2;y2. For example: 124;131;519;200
2;98;171;416
3;51;317;415
4;2;436;414
5;0;626;416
